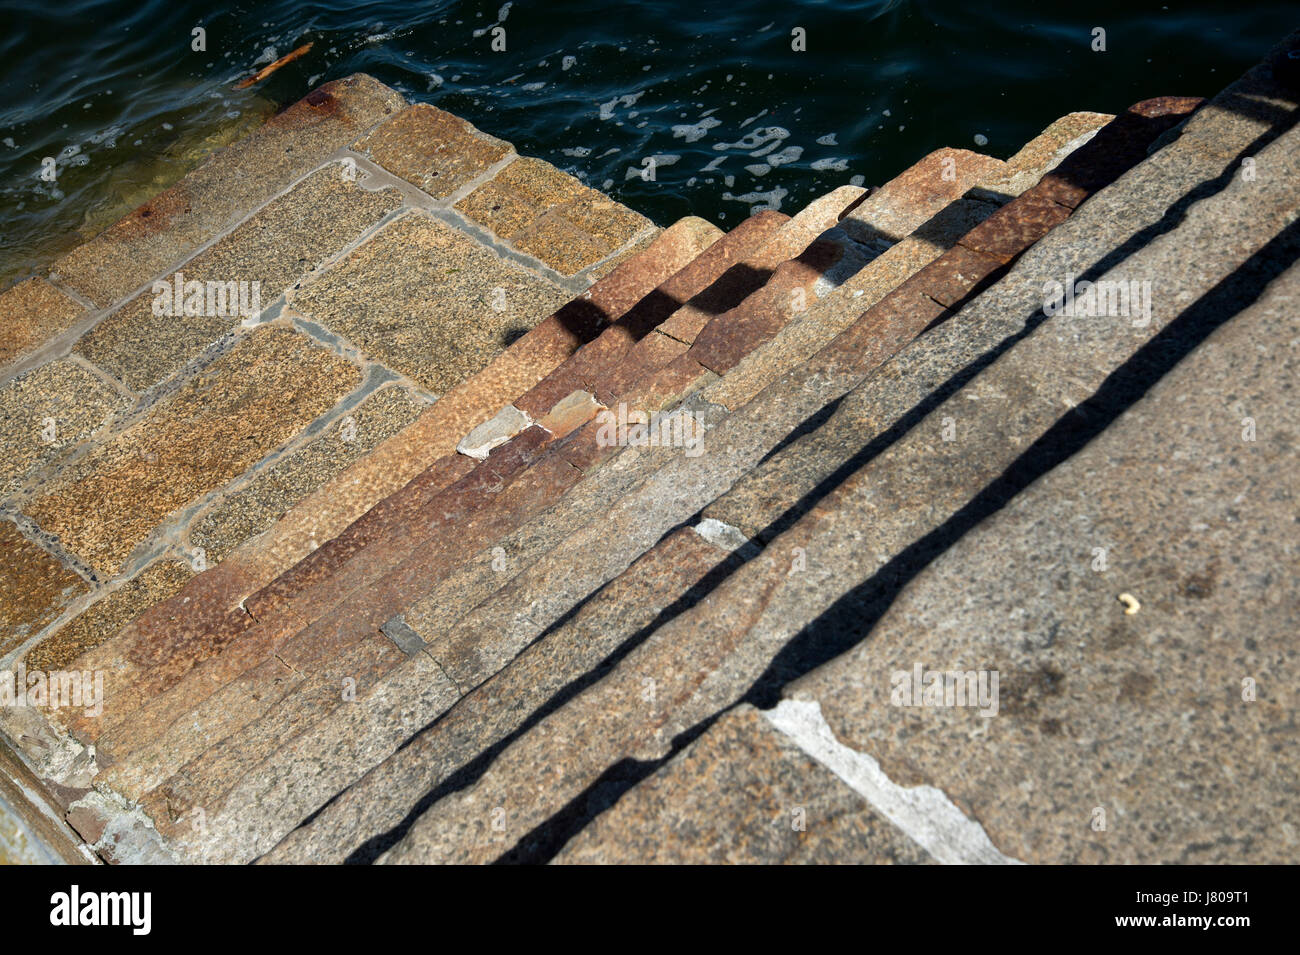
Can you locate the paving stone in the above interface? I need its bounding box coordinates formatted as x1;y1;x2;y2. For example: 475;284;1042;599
0;521;86;657
514;210;788;419
536;390;603;438
456;157;654;275
51;75;405;309
352;103;512;198
291;211;570;394
257;526;733;864
88;429;561;770
75;163;403;391
956;188;1073;265
0;278;87;372
787;261;1300;864
0;358;128;499
24;559;193;672
189;386;427;564
552;705;932;864
26;326;361;575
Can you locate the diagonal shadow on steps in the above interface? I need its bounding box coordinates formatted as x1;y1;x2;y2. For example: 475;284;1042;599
495;216;1300;866
282;97;1299;864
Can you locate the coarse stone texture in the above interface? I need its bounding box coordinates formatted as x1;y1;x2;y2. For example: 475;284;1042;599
74;163;402;391
25;326;361;575
455;157;654;275
24;559;193;673
290;211;571;394
189;386;427;564
38;218;716;759
976;112;1115;201
374;94;1253;864
0;522;86;657
0;278;87;372
222;216;717;594
551;705;932;864
256;527;735;864
0;358;129;499
50;75;405;309
351;103;513;198
787;262;1300;864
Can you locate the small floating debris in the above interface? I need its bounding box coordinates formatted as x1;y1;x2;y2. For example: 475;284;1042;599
1118;592;1141;615
233;43;314;90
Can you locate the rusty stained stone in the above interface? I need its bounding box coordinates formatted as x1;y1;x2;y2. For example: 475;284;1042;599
24;558;193;673
0;521;87;657
957;189;1073;265
246;427;553;623
915;244;1008;308
1034;96;1204;209
690;237;849;375
512;211;787;419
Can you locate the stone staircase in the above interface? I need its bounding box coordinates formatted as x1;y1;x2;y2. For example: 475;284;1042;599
0;31;1295;864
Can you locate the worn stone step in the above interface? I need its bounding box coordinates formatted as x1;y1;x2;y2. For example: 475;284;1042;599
159;162;1001;859
369;93;1252;863
212;214;719;598
549;704;936;865
780;259;1300;864
117;184;869;855
45;214;718;738
377;65;1292;863
245;210;789;623
214;526;737;862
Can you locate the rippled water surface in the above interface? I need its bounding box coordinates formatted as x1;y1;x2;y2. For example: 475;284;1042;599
1;0;1295;286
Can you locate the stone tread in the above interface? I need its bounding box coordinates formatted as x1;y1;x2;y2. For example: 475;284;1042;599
40;213;719;732
786;260;1300;864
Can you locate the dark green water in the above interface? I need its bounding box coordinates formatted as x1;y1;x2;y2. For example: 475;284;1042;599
1;0;1295;287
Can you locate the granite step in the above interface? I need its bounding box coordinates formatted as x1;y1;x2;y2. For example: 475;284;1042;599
365;84;1291;863
73;196;858;808
549;704;939;865
181;151;1017;860
768;259;1300;865
371;58;1296;863
117;183;874;858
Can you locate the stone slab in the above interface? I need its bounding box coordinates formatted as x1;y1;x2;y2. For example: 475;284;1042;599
51;75;405;309
26;325;361;575
0;278;87;372
352;103;512;198
290;211;570;394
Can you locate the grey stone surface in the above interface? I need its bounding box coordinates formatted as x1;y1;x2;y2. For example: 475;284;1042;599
789;262;1300;864
551;704;933;864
